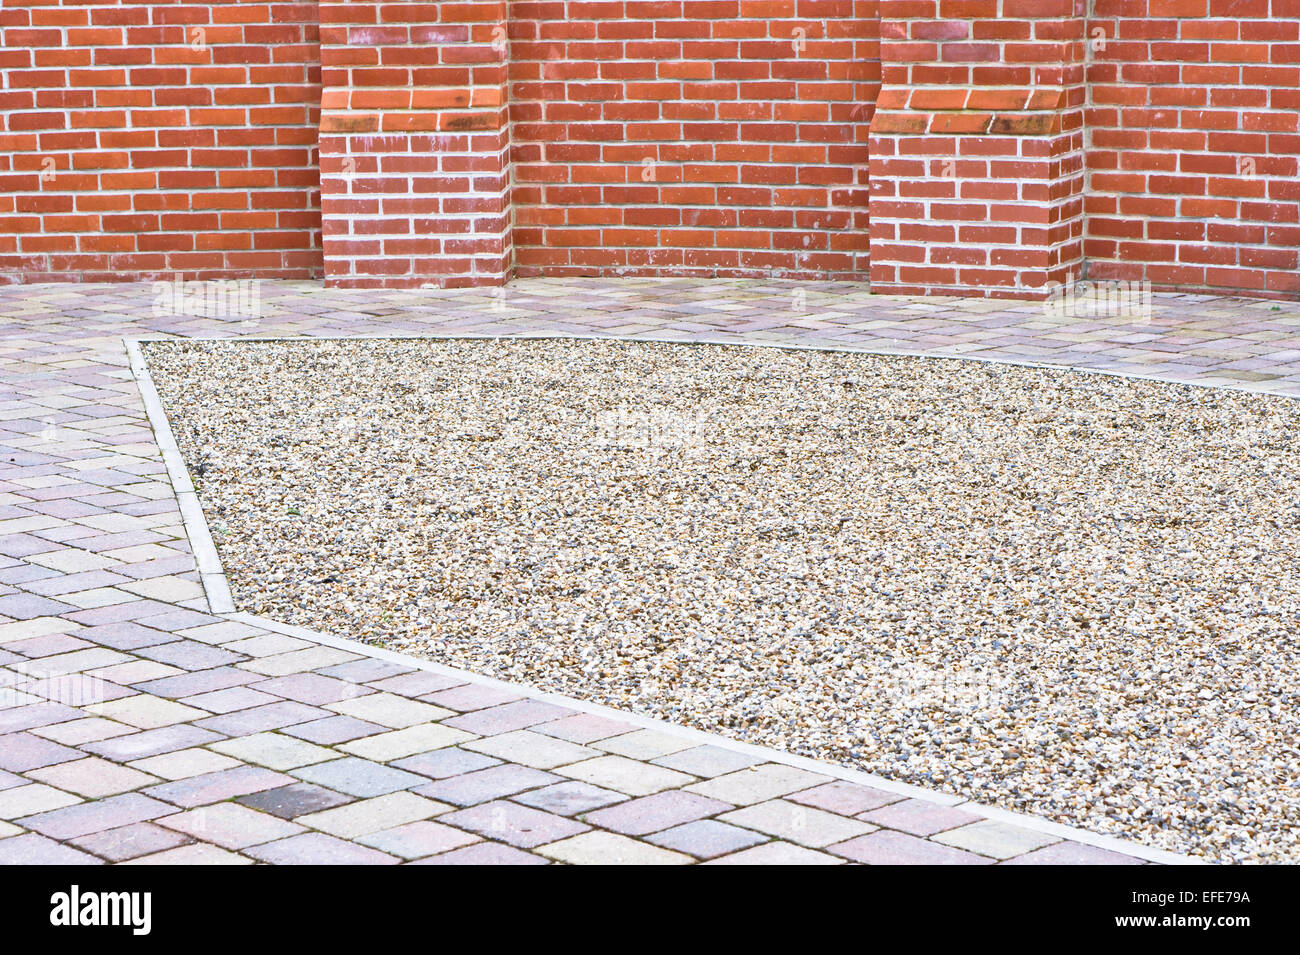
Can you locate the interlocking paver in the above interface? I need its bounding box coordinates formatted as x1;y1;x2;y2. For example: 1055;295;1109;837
18;792;172;840
338;722;474;761
201;729;336;770
512;781;629;817
584;791;730;836
143;765;293;808
325;692;452;729
291;756;426;798
0;277;1218;866
439;799;588;848
246;832;400;865
787;780;905;816
1001;840;1147;865
933;819;1061;860
538;830;692;865
646;819;769;859
69;822;194;862
298;791;449;839
719;799;877;848
128;748;241;781
357;820;480;859
415;764;559;807
685;764;831;806
0;731;82;772
650;744;764;778
858;798;984;837
705;841;845;865
410;842;547;865
158;802;305;849
463;729;596;769
0;832;104;864
0;783;82;819
27;756;159;798
558;755;695;797
236;782;355;819
829;829;993;865
391;747;500;780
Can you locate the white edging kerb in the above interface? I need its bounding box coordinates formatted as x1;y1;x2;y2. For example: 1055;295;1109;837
126;339;234;613
128;333;1210;867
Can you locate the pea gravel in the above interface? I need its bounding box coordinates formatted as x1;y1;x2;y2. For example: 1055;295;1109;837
144;337;1300;864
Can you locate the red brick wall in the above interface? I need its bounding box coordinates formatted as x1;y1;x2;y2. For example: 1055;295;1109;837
1086;0;1300;297
1;1;1299;300
508;0;880;280
0;1;322;283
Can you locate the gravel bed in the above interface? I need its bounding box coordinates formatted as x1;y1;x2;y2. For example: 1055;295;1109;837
144;337;1300;863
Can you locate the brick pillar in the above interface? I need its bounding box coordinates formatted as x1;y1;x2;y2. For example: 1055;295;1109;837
867;0;1086;298
318;1;511;288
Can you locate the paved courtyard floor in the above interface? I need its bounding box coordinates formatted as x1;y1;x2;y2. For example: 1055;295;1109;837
2;277;1297;865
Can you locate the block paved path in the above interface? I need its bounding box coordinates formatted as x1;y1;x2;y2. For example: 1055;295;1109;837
4;277;1297;865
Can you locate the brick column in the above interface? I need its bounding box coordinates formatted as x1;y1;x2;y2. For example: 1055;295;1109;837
867;0;1086;298
318;1;511;288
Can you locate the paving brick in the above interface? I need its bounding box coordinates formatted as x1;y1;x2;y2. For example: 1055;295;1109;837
87;694;207;730
463;729;595;769
685;764;831;806
250;672;372;705
338;722;474;762
787;780;905;816
28;756;159;798
128;748;241;781
19;792;171;840
69;821;194;862
84;724;225;761
236;783;355;819
538;830;692;865
358;820;480;859
122;843;253;865
416;764;559;807
558;755;695;797
858;798;984;837
719;799;877;848
597;728;694;761
209;732;337;770
195;701;330;736
932;819;1061;860
390;747;500;780
829;830;994;865
646;819;769;859
0;731;82;772
443;699;575;735
409;841;547;865
298;791;448;839
706;841;845;865
1002;840;1147;865
650;744;765;778
0;832;103;864
158;802;305;849
512;781;628;817
585;790;730;836
440;799;588;849
281;715;386;745
144;765;294;808
533;712;641;744
247;832;401;865
292;757;426;798
0;783;82;819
